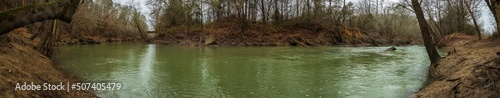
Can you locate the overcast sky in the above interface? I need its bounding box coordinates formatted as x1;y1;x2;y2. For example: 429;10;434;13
113;0;495;34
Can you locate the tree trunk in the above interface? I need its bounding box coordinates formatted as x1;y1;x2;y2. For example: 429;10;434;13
0;0;82;35
261;0;267;24
30;21;47;40
200;0;203;33
485;0;500;37
467;7;482;39
426;9;443;41
306;0;311;20
53;20;59;42
135;23;148;43
411;0;441;64
463;0;481;39
296;0;300;17
38;20;57;54
134;17;148;43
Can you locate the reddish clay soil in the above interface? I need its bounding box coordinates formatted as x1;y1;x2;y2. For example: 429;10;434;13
415;33;500;97
54;32;140;46
0;28;96;97
153;22;421;46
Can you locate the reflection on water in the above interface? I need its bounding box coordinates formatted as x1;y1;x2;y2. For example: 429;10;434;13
56;43;431;98
135;44;155;96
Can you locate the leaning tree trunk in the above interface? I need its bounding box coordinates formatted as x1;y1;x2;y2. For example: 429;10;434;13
38;20;57;56
135;22;148;43
29;21;48;40
411;0;441;64
494;1;500;37
0;0;82;35
133;14;148;43
485;0;500;37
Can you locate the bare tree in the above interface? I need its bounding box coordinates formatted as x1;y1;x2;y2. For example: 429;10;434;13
411;0;441;64
463;0;482;39
132;7;149;43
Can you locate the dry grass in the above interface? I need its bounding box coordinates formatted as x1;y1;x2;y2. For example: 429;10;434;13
0;28;96;97
415;34;500;98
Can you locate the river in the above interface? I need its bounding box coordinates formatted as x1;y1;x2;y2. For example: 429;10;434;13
55;42;435;98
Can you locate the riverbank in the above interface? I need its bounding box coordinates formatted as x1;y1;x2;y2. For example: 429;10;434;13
0;28;96;97
152;21;422;46
53;31;140;46
415;33;500;97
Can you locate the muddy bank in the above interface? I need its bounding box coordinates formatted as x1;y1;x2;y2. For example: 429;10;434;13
53;33;140;46
0;28;96;97
153;22;422;46
415;33;500;97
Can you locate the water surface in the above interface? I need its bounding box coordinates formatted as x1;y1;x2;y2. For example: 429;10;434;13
56;43;431;98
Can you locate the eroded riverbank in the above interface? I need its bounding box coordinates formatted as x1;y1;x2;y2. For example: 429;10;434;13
0;28;96;97
152;22;423;47
415;33;500;97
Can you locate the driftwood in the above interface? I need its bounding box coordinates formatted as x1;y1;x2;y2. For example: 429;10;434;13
385;47;397;51
0;0;83;35
304;39;320;46
292;38;308;47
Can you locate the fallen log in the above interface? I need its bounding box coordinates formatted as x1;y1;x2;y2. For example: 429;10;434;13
292;38;308;47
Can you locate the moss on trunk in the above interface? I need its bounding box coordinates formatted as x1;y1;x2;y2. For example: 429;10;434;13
0;0;82;35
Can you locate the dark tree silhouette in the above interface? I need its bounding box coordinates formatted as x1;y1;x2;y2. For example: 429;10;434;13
0;0;83;35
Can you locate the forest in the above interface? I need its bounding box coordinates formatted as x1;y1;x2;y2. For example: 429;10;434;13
1;0;495;47
0;0;500;97
146;0;495;47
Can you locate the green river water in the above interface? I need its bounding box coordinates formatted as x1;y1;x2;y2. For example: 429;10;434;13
55;42;436;98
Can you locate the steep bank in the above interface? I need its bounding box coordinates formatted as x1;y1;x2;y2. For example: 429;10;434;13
415;33;500;97
53;31;140;46
0;28;96;97
153;22;422;46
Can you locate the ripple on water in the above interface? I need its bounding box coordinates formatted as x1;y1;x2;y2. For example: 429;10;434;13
56;45;431;98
